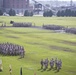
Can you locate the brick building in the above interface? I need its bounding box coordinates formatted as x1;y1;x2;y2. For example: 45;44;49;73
0;0;3;9
0;0;32;15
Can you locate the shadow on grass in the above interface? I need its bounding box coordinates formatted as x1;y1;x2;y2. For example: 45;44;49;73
41;68;46;72
47;68;51;71
38;68;46;72
38;68;42;71
38;68;60;73
55;70;59;73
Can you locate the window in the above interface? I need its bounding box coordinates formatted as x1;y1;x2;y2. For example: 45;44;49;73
17;10;19;14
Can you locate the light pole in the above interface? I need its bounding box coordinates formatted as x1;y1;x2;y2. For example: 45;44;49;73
70;0;73;7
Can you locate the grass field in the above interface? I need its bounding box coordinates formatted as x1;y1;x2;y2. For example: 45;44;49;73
0;16;76;75
0;16;76;27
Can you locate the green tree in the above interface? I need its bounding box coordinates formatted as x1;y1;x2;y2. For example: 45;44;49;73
0;9;3;16
24;10;29;16
48;10;53;17
29;11;33;16
61;10;65;17
43;11;47;17
8;9;16;16
74;11;76;17
65;9;71;17
43;10;53;17
57;11;61;17
24;10;33;16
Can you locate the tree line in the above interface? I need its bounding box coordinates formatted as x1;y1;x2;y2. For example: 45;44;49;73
0;8;76;17
43;9;76;17
57;9;76;17
0;9;33;16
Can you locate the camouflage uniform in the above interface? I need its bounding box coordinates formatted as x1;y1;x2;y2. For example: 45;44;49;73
57;59;62;72
40;59;44;69
54;58;58;70
49;58;54;69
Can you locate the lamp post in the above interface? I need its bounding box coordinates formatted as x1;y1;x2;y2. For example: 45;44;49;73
0;59;2;72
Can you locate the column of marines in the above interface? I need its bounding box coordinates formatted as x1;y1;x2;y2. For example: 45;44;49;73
40;58;62;72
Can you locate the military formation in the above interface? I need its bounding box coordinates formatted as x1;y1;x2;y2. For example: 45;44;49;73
13;22;32;27
40;58;62;72
65;27;76;34
43;25;64;30
0;42;25;58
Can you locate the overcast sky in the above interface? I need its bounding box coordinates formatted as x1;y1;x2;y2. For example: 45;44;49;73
30;0;76;1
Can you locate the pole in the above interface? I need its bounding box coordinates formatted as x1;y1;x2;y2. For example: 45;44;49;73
20;67;22;75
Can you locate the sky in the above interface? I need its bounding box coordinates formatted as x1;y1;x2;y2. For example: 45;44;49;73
30;0;76;1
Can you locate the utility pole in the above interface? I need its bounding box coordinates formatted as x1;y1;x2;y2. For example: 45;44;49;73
70;0;73;7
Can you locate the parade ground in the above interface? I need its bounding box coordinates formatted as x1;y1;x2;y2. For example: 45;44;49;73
0;16;76;75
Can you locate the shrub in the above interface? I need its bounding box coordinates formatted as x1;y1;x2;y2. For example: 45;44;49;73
8;9;16;16
57;11;61;17
57;9;76;17
0;9;3;16
24;10;33;16
43;10;53;17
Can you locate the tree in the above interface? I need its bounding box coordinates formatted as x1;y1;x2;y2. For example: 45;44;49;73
43;10;53;17
8;9;16;16
43;11;47;17
0;9;3;16
68;9;72;16
48;10;53;17
65;9;71;17
24;10;33;16
57;11;61;17
29;11;33;16
24;10;29;16
61;10;65;17
12;10;16;16
74;11;76;17
56;9;76;17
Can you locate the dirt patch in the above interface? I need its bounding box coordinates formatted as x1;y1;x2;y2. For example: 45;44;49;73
5;29;27;34
5;35;19;39
26;41;75;53
67;70;76;74
26;42;44;45
15;32;27;34
50;38;76;46
49;45;75;53
60;40;76;46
